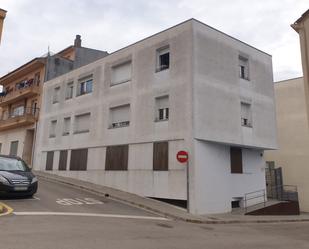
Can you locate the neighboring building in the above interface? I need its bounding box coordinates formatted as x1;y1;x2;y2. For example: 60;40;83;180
265;9;309;212
34;19;277;215
265;77;309;211
0;8;6;44
0;36;108;165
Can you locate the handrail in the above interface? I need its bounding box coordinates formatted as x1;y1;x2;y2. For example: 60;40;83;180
244;189;266;213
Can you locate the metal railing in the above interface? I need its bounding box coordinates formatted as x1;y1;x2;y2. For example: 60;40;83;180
0;107;39;122
268;185;298;202
244;189;266;213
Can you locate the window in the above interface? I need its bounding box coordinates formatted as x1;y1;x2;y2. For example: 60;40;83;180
239;55;249;80
153;142;168;171
0;143;2;153
109;104;130;128
12;106;24;117
230;147;243;174
70;149;88;171
105;145;128;171
77;76;93;96
65;82;74;99
155;96;169;121
156;46;170;72
58;150;68;171
74;113;90;134
9;141;18;156
46;151;54;171
49;120;57;138
241;102;252;127
111;61;132;86
53;87;60;103
63;117;71;136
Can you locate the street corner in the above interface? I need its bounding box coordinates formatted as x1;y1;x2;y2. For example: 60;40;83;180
0;202;13;217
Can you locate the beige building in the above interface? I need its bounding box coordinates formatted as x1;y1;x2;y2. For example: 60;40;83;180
0;8;6;43
265;9;309;211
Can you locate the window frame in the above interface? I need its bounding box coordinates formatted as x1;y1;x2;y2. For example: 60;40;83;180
63;117;71;136
73;112;91;134
230;147;243;174
49;120;57;138
65;81;74;100
53;86;61;104
77;76;93;97
238;55;250;81
156;46;170;72
110;60;132;86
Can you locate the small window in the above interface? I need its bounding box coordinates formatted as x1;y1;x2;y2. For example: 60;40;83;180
77;76;93;96
239;55;249;80
153;142;168;171
46;151;54;171
109;104;130;128
105;145;128;171
49;120;57;138
65;82;74;100
241;102;252;127
70;149;88;171
156;46;170;72
63;117;71;136
230;147;243;174
111;61;132;86
53;87;60;103
9;141;19;156
155;96;169;121
74;113;90;134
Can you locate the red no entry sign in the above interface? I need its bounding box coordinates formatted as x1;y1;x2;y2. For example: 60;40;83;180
176;150;189;163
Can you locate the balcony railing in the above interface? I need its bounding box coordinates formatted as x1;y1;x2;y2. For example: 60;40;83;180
0;81;40;106
0;107;39;131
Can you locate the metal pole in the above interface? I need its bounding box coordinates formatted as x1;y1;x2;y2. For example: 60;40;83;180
186;158;189;213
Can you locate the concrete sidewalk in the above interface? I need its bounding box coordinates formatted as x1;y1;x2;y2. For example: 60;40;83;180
35;171;309;224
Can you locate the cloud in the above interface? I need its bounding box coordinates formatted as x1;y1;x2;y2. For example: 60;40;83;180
0;0;307;81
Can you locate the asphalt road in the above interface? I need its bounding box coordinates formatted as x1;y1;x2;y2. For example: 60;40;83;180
1;178;309;249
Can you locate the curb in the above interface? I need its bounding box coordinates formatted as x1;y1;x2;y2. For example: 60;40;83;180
36;173;309;225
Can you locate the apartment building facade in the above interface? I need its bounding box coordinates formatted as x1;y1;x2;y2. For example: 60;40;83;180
0;8;6;44
265;9;309;212
34;19;277;215
0;36;108;165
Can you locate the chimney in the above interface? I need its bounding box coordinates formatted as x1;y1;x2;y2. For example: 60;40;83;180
74;35;82;48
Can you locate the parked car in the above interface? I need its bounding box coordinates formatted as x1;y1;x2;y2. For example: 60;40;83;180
0;155;38;197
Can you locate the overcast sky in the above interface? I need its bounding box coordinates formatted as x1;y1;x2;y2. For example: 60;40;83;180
0;0;307;81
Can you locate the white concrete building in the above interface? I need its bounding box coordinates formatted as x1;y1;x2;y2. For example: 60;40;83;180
34;19;277;215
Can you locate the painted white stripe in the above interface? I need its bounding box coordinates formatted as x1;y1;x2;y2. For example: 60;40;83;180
13;212;169;221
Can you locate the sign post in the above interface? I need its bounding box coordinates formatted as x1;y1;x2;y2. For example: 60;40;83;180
176;150;189;212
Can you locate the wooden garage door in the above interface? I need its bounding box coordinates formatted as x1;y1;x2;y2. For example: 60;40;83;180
105;145;128;171
70;149;88;171
58;150;68;171
46;151;54;171
153;142;168;171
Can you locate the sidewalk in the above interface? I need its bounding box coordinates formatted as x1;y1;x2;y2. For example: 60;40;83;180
34;171;309;224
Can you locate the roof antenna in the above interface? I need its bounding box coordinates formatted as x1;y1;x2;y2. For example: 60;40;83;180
47;45;50;56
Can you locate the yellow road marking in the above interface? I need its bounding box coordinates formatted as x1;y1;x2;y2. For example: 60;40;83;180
0;202;13;217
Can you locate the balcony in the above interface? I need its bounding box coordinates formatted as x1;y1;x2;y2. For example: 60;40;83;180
0;107;39;131
0;81;40;107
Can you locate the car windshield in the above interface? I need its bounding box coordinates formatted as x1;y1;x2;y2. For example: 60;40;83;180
0;157;30;172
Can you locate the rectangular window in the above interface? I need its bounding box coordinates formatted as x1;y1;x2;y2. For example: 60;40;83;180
111;61;132;86
70;149;88;171
156;46;170;72
53;87;60;103
65;82;74;99
241;102;252;127
109;104;130;128
12;106;24;117
153;142;168;171
63;117;71;136
58;150;68;171
77;76;93;96
155;95;169;121
9;141;18;156
239;55;249;80
74;113;90;134
105;145;128;171
46;151;54;171
230;147;243;174
49;120;57;138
